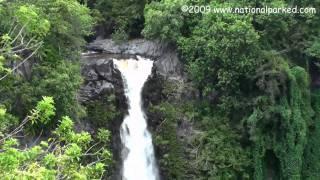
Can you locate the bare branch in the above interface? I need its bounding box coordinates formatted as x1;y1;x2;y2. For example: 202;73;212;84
0;43;42;81
0;116;29;143
8;41;42;54
10;24;26;45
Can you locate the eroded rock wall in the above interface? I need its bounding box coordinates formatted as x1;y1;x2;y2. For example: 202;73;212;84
80;39;194;180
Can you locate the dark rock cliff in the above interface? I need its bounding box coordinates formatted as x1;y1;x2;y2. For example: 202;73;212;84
79;53;127;180
79;39;194;180
87;39;184;79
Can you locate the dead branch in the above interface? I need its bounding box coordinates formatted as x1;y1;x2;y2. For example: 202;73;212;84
0;43;42;81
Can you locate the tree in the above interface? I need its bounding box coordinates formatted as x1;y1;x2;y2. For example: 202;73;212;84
143;0;320;179
0;0;94;121
0;1;113;179
143;0;187;42
178;2;262;97
0;97;111;179
94;0;148;41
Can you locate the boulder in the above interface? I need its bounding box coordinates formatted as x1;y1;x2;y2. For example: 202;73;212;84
79;54;128;180
79;57;125;103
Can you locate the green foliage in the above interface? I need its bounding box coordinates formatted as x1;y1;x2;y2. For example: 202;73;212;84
0;61;84;124
15;5;50;38
0;0;319;179
151;101;251;180
303;90;320;179
8;0;95;53
0;107;18;136
178;4;261;95
246;65;312;179
85;93;118;127
94;0;148;39
0;56;5;72
43;0;94;53
150;102;186;180
307;38;320;60
253;0;320;67
194;116;251;179
143;0;186;42
0;0;92;123
97;128;111;144
29;96;56;125
0;1;114;178
0;0;94;61
111;27;129;44
144;0;320;178
29;61;84;120
0;98;111;179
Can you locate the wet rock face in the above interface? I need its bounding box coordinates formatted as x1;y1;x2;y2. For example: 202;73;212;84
140;55;200;180
79;57;125;104
87;39;184;79
142;67;165;129
81;39;190;180
142;66;199;132
79;54;127;180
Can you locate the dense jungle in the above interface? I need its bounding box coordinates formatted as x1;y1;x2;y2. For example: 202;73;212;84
0;0;319;179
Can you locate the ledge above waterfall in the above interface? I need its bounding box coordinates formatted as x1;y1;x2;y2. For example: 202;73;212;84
87;39;166;57
86;39;185;79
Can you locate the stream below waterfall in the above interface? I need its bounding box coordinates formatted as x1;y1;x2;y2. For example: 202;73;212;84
113;56;159;180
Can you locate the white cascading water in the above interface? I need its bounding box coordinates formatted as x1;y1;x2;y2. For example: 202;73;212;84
113;56;159;180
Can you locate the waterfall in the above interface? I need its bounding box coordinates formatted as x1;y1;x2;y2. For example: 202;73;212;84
113;56;159;180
